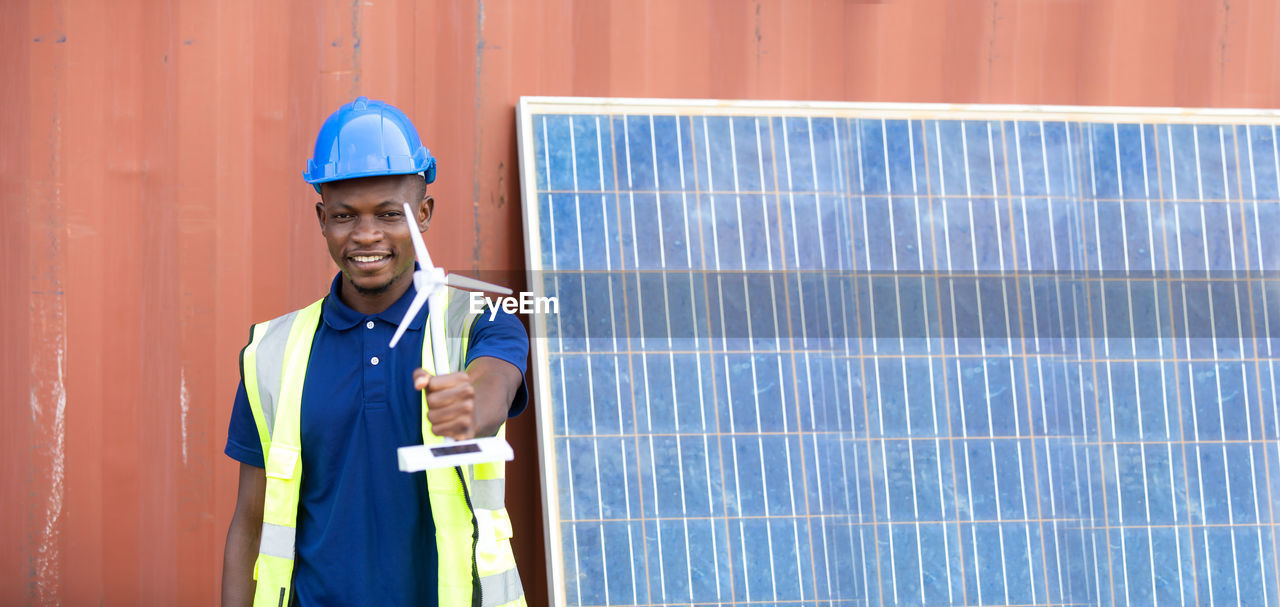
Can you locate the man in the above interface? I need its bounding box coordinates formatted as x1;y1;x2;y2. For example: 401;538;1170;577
221;97;528;607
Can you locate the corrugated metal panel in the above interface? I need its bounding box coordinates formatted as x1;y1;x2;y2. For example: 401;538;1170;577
2;0;1276;604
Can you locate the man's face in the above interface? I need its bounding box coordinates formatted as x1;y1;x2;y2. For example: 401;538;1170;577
315;174;432;306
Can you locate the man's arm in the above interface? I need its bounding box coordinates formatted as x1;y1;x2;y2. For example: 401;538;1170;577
413;356;523;439
221;462;266;607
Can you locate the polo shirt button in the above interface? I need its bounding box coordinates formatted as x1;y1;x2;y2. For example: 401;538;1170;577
371;356;380;366
366;320;375;329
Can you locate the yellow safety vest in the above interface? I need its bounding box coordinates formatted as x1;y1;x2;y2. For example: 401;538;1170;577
239;287;526;607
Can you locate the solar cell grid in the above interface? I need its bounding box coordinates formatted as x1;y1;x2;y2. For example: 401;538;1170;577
519;98;1280;606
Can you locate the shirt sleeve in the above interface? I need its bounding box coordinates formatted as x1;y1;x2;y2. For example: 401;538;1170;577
464;308;530;417
225;381;265;467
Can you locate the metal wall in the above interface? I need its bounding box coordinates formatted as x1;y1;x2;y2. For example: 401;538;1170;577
2;0;1277;604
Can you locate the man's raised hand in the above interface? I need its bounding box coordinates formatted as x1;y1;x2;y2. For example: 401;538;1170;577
413;369;478;441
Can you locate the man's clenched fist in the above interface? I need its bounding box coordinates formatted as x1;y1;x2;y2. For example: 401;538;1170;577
413;369;477;440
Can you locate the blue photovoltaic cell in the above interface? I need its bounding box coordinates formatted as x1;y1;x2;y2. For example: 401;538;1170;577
519;100;1280;607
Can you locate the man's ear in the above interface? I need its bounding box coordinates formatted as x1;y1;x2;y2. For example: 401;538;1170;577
315;200;327;233
417;196;434;231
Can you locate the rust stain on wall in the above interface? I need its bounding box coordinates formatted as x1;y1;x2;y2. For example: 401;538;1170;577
3;0;1279;604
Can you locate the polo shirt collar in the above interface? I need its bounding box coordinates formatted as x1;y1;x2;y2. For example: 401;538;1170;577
321;272;429;332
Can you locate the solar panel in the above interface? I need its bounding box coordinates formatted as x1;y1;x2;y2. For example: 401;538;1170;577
517;98;1280;607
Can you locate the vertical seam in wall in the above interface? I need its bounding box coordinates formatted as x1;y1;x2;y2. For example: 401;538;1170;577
471;1;486;269
31;3;69;601
350;0;361;94
987;0;1000;98
1219;0;1231;100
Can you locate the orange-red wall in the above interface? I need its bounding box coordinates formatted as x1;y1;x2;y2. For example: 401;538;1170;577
4;1;1279;604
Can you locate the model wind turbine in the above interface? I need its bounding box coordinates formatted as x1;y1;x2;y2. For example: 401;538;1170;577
388;202;513;348
391;202;516;472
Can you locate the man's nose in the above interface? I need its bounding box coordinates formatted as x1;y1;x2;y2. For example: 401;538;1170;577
351;217;382;243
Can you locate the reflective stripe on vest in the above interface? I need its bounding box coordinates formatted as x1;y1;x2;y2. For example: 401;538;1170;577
239;288;524;607
480;568;525;607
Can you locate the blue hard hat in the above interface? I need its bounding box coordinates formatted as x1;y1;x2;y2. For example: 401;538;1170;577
304;96;437;193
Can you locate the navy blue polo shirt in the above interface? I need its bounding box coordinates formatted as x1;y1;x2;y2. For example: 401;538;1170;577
225;273;528;607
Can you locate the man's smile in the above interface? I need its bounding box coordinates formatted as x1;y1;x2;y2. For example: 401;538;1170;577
348;252;393;270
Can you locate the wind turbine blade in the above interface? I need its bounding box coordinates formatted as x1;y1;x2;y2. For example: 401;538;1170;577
389;288;430;348
403;202;434;269
445;274;513;295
